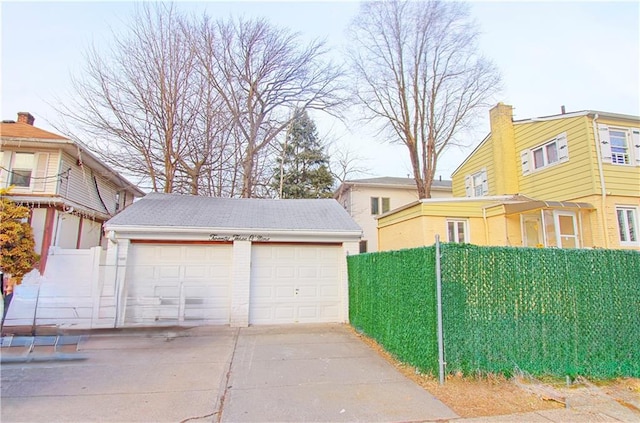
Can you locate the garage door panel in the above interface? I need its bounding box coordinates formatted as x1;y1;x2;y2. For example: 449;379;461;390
321;265;339;277
184;265;210;279
274;306;295;319
275;286;294;298
320;285;339;297
153;246;181;262
298;267;317;278
158;266;180;279
250;244;344;324
276;267;295;278
275;248;296;259
297;286;318;297
125;244;232;326
154;285;179;297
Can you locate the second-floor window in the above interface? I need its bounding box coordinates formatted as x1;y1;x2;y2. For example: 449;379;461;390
533;141;559;169
371;197;390;215
521;133;569;175
464;169;488;197
610;129;630;164
598;125;640;166
10;153;34;187
1;151;49;192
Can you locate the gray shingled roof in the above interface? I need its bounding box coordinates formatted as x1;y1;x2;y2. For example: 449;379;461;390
345;176;452;188
106;193;361;232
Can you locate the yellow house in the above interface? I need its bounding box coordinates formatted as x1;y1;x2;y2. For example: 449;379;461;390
378;103;640;251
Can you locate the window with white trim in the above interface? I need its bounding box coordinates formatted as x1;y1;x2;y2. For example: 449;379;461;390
464;168;488;197
1;151;49;191
610;130;630;164
370;197;390;215
9;153;34;187
521;133;569;175
598;125;640;166
446;219;469;243
616;206;638;245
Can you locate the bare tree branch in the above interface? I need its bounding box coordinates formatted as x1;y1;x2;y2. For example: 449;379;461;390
348;0;501;198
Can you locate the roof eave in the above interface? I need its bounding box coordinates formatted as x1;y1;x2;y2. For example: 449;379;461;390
104;224;362;242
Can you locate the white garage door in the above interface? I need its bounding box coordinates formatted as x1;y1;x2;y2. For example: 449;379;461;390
124;243;233;326
249;244;344;324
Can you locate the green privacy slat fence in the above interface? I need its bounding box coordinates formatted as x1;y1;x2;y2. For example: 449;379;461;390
347;244;640;378
347;248;440;374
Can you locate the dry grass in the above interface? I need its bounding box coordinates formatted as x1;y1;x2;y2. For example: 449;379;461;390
350;327;563;418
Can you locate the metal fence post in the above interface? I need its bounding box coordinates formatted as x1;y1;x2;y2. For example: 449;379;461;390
435;235;445;385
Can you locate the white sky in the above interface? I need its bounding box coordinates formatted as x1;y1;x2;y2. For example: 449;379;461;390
1;0;639;180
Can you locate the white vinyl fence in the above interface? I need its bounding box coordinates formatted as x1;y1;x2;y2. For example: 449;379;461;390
2;247;115;330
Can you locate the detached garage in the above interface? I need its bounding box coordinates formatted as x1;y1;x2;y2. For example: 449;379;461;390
103;193;361;327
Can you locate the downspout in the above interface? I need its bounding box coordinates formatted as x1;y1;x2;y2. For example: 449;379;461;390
482;206;489;245
108;231;121;328
592;114;609;248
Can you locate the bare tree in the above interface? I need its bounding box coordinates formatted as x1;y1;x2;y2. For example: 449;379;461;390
54;3;211;194
195;17;346;198
329;145;371;186
348;0;501;198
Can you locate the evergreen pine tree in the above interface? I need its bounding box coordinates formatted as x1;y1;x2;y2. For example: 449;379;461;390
272;110;335;199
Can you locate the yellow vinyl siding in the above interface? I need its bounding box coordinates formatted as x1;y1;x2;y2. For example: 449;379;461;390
452;139;494;196
596;116;640;197
378;199;505;251
516;116;598;200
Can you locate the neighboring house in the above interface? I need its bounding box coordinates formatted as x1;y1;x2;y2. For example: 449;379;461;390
378;103;640;251
334;177;453;252
0;112;144;271
102;193;361;327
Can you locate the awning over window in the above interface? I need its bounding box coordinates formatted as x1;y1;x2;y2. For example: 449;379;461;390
503;200;595;215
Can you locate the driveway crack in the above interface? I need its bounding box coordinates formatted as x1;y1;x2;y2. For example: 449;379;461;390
213;327;240;423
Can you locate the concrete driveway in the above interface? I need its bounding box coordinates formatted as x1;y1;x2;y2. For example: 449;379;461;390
1;324;457;422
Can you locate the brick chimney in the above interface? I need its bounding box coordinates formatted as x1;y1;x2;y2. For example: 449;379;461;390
17;112;35;125
489;103;518;195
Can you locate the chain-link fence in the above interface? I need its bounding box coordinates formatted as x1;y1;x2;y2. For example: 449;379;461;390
347;244;640;378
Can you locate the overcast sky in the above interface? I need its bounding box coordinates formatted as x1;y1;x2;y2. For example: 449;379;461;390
2;1;639;180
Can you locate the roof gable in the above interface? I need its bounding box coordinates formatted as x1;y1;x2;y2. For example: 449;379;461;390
106;193;362;233
0;121;67;140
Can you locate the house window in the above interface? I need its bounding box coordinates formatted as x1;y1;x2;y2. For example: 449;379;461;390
370;197;390;215
465;169;488;197
9;153;34;187
446;219;468;243
521;133;569;175
610;130;630;165
616;206;638;245
598;125;640;166
472;173;484;197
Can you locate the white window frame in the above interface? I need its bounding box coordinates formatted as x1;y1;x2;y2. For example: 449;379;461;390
2;151;49;192
598;125;640;166
616;206;639;246
370;197;390;215
9;152;35;188
446;219;469;243
464;168;488;197
522;133;569;175
609;129;631;165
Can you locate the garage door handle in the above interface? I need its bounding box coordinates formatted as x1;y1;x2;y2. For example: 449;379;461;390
295;288;299;295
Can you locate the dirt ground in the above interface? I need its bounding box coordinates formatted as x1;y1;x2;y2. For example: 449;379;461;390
351;328;640;418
